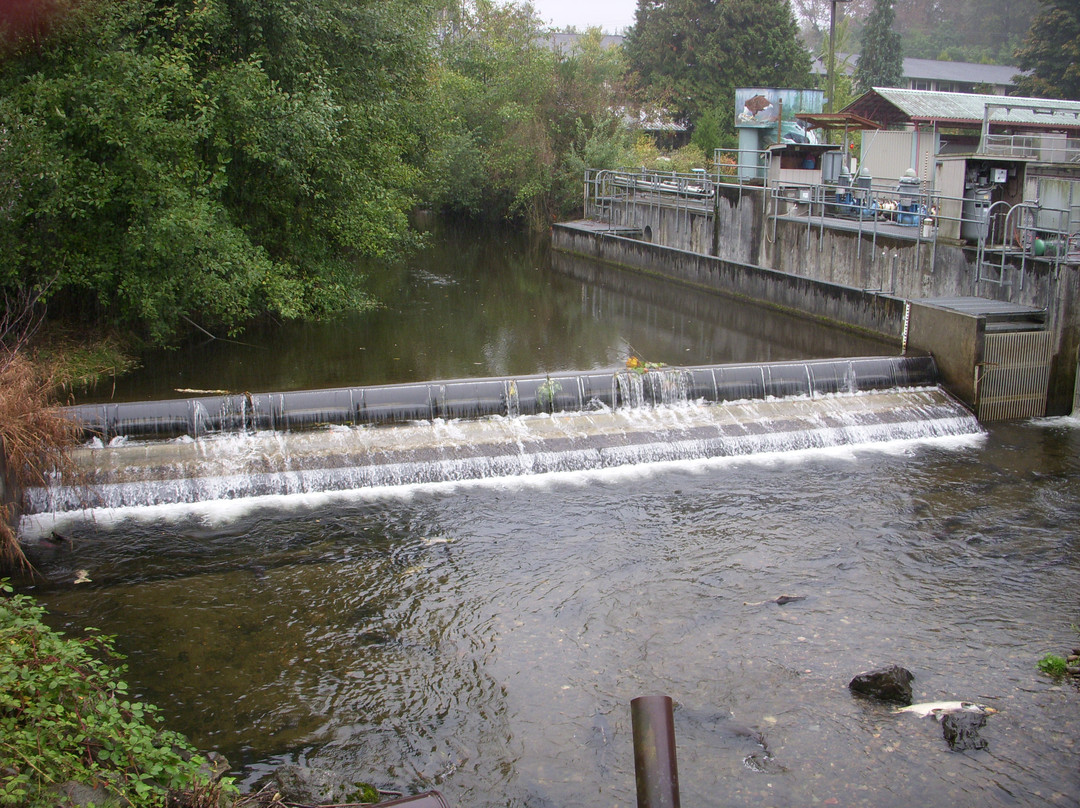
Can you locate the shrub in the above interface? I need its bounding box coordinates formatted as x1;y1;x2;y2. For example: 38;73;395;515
1037;653;1068;677
0;581;234;806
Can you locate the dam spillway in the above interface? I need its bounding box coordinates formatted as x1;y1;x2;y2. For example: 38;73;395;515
27;357;981;517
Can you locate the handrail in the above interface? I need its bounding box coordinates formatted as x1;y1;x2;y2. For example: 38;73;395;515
585;166;1080;282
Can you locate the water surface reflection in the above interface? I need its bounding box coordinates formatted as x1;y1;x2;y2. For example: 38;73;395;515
79;225;894;403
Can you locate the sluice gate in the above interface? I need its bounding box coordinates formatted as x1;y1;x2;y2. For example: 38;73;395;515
67;356;940;440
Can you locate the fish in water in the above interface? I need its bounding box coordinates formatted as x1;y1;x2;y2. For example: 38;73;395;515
742;595;806;606
894;701;997;719
585;710;615;777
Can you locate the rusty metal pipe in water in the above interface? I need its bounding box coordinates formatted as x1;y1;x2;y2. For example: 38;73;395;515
631;694;680;808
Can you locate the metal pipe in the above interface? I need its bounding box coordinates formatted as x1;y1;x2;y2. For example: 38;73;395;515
631;695;680;808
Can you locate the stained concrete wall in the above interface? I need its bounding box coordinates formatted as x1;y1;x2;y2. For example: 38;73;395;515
598;196;714;255
905;302;983;407
568;189;1080;415
553;223;907;342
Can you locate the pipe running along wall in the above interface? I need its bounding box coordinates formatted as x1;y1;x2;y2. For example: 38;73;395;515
66;356;942;440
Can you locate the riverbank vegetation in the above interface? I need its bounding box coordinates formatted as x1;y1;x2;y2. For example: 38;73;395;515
0;580;234;806
0;0;811;348
0;292;81;572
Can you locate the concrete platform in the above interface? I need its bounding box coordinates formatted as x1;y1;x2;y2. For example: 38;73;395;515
558;219;642;237
912;296;1046;331
774;210;929;242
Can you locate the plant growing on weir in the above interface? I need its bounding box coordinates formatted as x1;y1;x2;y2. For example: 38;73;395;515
625;355;667;375
0;581;236;807
536;377;562;413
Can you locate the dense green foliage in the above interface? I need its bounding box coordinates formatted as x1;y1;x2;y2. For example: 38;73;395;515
422;2;634;228
1012;0;1080;101
852;0;903;93
0;0;434;345
0;581;232;806
0;0;818;345
625;0;811;141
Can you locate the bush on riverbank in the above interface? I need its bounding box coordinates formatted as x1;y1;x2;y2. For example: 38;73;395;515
0;349;80;572
0;287;137;572
0;581;235;806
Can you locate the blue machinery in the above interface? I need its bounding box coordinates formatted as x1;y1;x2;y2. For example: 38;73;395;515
831;169;928;226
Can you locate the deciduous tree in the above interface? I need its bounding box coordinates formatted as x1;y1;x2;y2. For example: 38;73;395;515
424;2;634;227
0;0;437;345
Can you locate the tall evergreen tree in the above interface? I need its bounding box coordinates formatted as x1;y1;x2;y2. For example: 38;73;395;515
1012;0;1080;100
853;0;903;93
625;0;811;132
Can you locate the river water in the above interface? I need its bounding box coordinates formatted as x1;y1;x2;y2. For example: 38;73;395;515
16;225;1080;807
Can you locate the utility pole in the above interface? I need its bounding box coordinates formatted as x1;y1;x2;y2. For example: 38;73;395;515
828;0;851;115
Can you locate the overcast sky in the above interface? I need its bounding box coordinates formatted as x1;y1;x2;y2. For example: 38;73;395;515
528;0;637;33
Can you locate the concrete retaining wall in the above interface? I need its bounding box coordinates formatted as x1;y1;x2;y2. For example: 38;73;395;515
906;302;983;405
566;190;1080;415
553;223;907;342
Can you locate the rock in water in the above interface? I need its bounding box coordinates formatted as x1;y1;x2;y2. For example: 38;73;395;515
941;710;988;751
848;665;915;705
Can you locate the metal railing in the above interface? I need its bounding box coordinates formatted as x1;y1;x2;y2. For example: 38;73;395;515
583;162;1080;294
712;148;772;188
583;151;773;225
585;168;718;230
980;133;1080;164
975;199;1080;287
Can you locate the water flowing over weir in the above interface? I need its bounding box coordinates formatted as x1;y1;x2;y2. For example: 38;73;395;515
31;356;981;515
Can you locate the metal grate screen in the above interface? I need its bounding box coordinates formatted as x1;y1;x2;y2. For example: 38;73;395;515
977;331;1053;421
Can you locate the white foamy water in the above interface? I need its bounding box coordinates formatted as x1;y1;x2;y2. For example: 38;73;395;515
25;387;980;523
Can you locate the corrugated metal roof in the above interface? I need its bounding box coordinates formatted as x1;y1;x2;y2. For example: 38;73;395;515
812;55;1023;88
900;58;1020;86
846;88;1080;130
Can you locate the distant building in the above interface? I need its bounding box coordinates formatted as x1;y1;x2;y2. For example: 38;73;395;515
543;32;625;54
813;55;1024;96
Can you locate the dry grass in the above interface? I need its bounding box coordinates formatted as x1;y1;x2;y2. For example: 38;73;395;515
0;348;82;571
0;284;132;572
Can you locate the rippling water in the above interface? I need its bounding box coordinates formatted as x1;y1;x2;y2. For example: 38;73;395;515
19;419;1080;808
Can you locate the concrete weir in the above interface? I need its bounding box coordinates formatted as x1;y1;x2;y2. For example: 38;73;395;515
29;357;979;516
